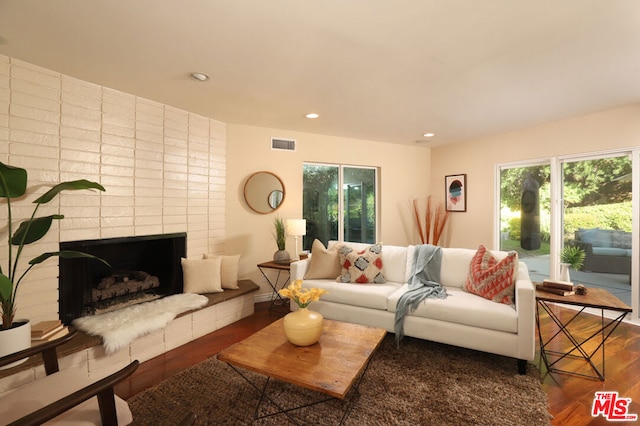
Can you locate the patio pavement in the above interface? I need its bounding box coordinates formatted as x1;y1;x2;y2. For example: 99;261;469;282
520;254;631;307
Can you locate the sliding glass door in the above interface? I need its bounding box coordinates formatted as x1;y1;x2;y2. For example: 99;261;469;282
498;151;634;309
561;155;632;305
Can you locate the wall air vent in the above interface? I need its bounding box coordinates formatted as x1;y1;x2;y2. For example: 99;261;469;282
271;137;296;151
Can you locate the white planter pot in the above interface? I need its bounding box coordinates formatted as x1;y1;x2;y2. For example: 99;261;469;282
559;263;571;283
0;320;31;369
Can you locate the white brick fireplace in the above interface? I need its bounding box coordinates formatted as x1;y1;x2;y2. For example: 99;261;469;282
0;54;227;326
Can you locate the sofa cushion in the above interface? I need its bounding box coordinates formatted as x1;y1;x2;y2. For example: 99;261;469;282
440;248;476;288
580;227;613;248
463;245;517;306
387;285;518;333
302;279;401;310
592;247;631;257
304;239;342;279
336;243;386;283
612;230;632;249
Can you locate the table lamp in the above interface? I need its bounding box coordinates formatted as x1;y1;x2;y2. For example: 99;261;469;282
286;219;307;259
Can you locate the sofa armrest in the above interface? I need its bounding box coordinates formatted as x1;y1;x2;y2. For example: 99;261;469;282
1;329;139;426
8;360;139;426
0;329;78;375
514;262;535;361
290;257;311;280
569;239;593;256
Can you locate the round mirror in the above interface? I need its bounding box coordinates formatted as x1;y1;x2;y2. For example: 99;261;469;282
244;171;286;214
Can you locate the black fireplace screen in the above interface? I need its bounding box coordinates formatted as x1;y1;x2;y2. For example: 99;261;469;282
58;232;186;324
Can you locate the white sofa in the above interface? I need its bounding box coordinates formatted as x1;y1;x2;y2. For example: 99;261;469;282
290;242;536;373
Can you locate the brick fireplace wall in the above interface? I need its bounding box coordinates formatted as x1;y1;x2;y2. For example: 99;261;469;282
0;55;227;325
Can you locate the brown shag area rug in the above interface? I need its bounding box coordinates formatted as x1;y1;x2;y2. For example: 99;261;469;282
128;335;551;425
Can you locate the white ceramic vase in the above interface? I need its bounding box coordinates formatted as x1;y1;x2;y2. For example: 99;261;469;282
559;263;571;283
0;319;31;369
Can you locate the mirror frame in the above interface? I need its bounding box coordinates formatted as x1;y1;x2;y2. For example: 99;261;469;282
243;171;286;214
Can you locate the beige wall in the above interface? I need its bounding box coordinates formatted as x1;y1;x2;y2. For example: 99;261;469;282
5;53;639;308
430;104;640;249
225;124;431;295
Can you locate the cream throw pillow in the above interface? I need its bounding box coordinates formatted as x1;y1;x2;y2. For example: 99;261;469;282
181;257;223;294
304;239;342;280
203;254;240;289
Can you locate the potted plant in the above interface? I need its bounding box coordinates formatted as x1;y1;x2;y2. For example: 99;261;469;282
0;162;108;363
272;216;290;264
559;245;586;283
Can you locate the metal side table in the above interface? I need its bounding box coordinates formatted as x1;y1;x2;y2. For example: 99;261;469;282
257;260;293;310
536;286;631;380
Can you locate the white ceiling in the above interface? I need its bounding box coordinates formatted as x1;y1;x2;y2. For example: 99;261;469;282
0;1;639;146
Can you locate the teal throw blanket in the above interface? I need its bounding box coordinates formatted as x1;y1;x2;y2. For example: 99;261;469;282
394;244;447;346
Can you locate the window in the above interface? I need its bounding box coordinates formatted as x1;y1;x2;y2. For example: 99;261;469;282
303;163;378;250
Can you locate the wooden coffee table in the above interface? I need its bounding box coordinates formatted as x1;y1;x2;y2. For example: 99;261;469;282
217;317;386;424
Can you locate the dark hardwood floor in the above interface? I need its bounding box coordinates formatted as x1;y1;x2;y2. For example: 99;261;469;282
115;301;640;426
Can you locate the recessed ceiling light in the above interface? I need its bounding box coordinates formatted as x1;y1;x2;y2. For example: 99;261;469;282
190;72;209;82
305;113;319;119
423;132;435;138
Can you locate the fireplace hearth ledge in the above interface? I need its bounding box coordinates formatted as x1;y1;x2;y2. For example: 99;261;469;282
0;280;260;392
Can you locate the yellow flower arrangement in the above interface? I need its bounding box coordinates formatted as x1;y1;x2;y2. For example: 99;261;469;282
279;279;327;309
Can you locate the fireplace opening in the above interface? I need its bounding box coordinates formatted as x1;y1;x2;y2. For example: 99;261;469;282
58;233;186;324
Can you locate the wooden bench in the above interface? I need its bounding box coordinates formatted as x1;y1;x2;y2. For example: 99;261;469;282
0;280;260;395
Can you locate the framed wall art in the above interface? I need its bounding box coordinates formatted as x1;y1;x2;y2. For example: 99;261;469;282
445;174;466;212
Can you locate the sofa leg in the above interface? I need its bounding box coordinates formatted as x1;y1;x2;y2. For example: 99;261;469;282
517;359;527;375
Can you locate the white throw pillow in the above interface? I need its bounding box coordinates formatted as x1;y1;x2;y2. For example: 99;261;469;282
203;254;240;289
181;257;223;294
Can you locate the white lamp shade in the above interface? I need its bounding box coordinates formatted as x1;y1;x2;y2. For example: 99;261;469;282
286;219;307;236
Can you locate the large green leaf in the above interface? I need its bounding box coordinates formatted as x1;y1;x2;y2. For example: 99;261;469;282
0;162;27;199
34;180;105;204
0;273;11;301
29;251;111;267
11;215;63;245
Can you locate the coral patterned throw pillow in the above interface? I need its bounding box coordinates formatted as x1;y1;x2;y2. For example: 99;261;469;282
464;245;517;306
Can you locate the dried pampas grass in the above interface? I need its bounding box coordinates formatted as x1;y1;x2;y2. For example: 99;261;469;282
411;196;449;245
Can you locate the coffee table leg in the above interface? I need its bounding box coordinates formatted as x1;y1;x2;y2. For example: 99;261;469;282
337;354;375;425
225;364;302;424
224;362;371;425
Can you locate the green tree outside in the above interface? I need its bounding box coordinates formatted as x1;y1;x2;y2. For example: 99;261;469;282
500;156;632;253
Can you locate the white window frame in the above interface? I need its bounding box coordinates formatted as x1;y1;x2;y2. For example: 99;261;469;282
303;162;380;244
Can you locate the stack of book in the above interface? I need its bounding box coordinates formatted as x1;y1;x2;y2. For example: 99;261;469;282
31;320;68;342
536;279;575;296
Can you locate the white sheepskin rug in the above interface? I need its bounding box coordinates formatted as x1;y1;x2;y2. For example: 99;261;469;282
73;293;208;354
